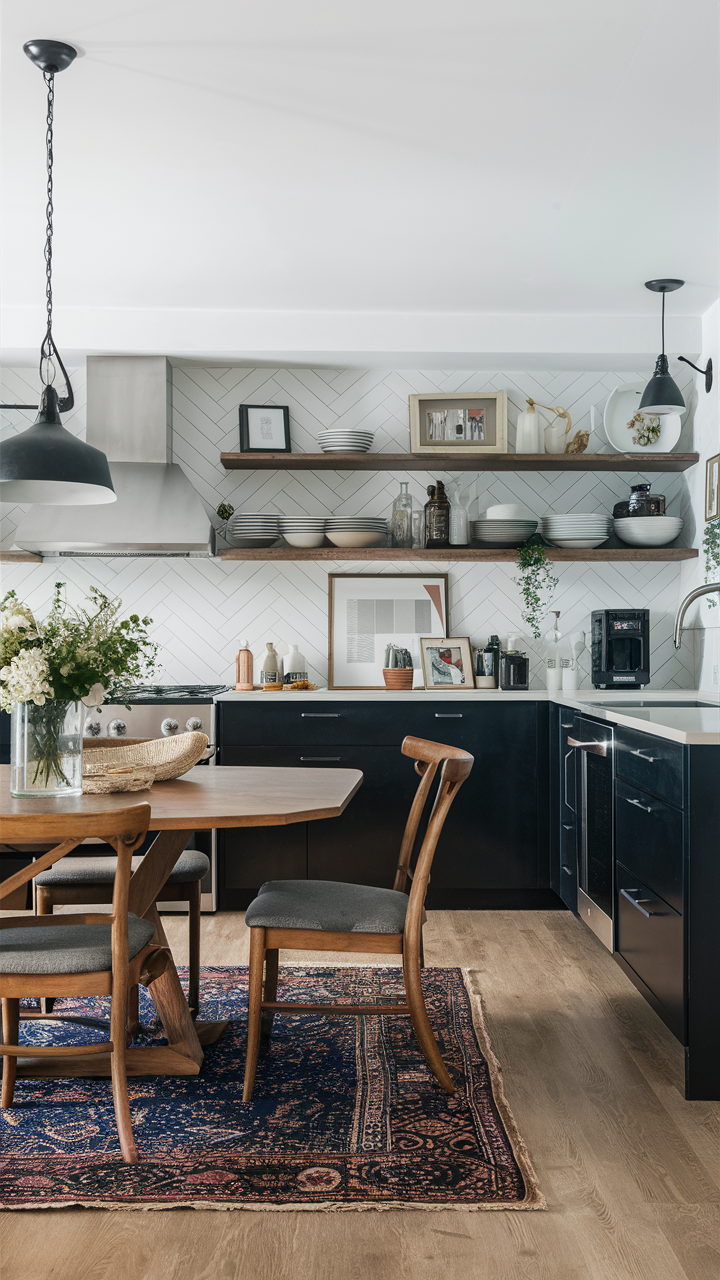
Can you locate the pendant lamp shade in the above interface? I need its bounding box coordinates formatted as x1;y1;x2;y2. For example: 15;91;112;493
0;387;116;505
638;354;687;417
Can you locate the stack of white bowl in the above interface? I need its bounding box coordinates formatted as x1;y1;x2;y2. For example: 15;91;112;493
540;513;611;549
614;516;683;547
471;503;538;546
279;515;327;549
317;429;374;454
227;512;280;548
324;516;387;548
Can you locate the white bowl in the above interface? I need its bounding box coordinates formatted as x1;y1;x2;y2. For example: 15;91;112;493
482;504;535;519
282;532;327;548
545;537;610;549
613;517;683;547
325;530;387;548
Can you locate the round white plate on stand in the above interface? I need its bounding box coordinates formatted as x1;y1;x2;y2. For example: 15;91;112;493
603;382;682;453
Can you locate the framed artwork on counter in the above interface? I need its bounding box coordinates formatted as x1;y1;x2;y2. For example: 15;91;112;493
239;404;291;453
419;637;474;690
705;453;719;521
408;391;508;455
328;573;448;689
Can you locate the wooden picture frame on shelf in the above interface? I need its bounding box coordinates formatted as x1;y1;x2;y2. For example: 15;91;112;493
705;453;719;521
239;404;291;454
409;391;508;455
328;573;448;689
419;637;474;690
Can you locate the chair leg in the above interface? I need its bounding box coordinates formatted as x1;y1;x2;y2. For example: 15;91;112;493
36;892;56;1016
261;948;279;1038
243;927;266;1103
110;981;138;1164
1;999;20;1109
402;948;454;1096
188;880;201;1019
126;984;140;1040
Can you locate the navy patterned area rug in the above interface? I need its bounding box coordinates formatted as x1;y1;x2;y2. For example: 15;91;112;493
0;966;544;1211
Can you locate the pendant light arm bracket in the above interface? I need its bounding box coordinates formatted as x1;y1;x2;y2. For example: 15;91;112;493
677;356;713;393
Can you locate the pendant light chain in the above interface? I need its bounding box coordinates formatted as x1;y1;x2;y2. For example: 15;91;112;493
41;70;55;385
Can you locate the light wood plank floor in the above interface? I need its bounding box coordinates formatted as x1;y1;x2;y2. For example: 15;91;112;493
2;909;718;1280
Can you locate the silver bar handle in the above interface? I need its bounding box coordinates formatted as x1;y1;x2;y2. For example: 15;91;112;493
561;865;573;875
624;796;653;813
620;888;660;918
567;737;608;756
302;713;341;718
563;749;575;812
300;756;342;761
630;748;658;762
435;713;462;718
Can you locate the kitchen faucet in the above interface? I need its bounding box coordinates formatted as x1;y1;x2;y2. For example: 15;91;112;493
673;583;720;648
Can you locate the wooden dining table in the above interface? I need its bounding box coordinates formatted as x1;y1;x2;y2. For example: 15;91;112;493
0;764;363;1080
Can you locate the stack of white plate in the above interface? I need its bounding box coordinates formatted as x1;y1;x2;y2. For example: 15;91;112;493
317;429;374;454
325;516;387;548
278;515;327;549
471;517;538;546
614;516;683;547
540;513;611;549
227;512;280;548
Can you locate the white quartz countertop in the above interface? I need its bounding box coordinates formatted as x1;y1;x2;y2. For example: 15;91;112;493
214;687;720;745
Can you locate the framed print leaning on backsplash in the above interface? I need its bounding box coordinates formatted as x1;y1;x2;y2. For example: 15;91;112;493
328;574;448;689
705;453;719;520
408;391;507;454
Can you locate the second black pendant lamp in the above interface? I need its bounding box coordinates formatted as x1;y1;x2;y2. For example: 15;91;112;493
0;40;115;505
639;278;714;416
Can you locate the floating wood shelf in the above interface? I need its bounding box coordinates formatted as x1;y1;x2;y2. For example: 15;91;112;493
220;451;699;473
0;551;42;563
218;546;698;563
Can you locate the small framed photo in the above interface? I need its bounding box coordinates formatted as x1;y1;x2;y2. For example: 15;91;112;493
705;453;719;521
409;392;507;454
239;404;291;453
420;637;474;690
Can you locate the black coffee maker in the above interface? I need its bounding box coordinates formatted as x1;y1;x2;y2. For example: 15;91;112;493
591;609;650;688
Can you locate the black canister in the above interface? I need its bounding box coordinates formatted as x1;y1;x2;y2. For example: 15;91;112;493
613;483;666;519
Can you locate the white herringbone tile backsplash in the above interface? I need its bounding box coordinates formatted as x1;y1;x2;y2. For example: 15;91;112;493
1;363;697;690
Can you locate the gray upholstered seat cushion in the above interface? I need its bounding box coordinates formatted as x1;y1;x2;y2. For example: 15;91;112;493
34;849;210;887
0;913;156;975
244;879;410;934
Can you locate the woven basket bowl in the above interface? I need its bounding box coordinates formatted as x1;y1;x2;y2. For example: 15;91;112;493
82;763;157;794
382;668;414;689
82;730;209;781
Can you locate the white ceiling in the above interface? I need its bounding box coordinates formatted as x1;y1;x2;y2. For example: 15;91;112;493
1;0;718;362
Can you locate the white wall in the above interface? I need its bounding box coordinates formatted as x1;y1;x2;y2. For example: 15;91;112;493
0;361;698;691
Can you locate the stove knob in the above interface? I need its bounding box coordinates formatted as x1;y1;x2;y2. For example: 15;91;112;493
86;719;102;737
161;718;179;736
108;719;127;737
185;717;203;733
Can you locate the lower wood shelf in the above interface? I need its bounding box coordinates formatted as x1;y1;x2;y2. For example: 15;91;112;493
0;551;42;563
217;546;698;563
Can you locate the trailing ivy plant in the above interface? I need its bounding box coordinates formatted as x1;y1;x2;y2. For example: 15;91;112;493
513;539;559;639
703;517;719;607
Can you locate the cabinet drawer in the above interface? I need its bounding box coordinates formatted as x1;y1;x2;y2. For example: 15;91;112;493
615;726;683;808
218;700;486;748
616;863;685;1042
615;780;683;913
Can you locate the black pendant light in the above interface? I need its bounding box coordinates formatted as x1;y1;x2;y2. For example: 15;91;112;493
0;40;115;505
639;279;714;416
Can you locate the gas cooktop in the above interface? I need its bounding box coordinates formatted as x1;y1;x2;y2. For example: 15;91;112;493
110;684;230;703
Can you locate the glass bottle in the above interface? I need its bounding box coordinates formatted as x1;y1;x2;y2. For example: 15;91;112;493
390;481;414;548
260;642;281;685
449;484;469;546
543;611;562;692
424;481;451;548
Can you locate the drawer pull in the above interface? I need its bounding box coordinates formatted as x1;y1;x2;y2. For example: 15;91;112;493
562;823;574;831
300;756;342;761
561;722;573;729
301;713;341;718
624;796;653;813
620;888;661;918
561;865;574;875
435;713;463;718
630;748;659;762
567;737;607;756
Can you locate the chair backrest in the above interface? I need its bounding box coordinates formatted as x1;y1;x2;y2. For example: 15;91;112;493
392;737;474;940
0;805;152;911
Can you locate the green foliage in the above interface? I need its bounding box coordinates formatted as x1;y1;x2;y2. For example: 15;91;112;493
703;517;719;608
216;502;235;523
513;539;559;639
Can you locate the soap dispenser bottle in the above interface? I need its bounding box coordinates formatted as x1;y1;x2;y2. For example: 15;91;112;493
543;611;562;692
260;642;281;685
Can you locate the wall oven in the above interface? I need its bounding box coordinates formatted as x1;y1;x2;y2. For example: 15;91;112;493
569;712;615;951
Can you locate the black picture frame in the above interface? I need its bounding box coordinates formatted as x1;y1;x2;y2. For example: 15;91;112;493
238;404;291;454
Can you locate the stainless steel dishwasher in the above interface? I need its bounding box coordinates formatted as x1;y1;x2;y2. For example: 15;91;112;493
569;712;615;951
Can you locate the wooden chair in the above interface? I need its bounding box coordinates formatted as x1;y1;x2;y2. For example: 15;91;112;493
242;735;474;1102
33;846;209;1017
0;804;171;1164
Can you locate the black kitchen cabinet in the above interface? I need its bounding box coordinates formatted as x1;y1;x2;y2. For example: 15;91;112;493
550;703;579;910
615;862;685;1042
216;699;553;911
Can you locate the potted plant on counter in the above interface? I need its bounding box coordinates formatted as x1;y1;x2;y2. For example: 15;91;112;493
1;583;157;798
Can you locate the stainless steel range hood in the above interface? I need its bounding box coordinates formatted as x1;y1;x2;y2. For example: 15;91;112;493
15;356;217;556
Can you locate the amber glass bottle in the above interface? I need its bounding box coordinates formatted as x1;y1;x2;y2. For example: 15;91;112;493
424;481;451;548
